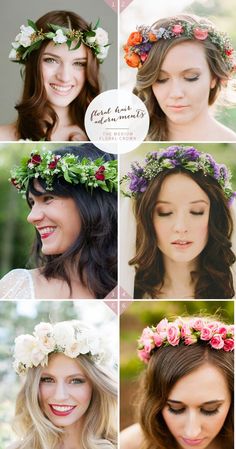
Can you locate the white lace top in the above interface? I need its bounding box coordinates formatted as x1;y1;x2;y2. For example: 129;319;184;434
0;269;35;299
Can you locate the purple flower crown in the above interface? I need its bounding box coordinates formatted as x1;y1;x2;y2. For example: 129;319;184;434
124;21;235;71
138;317;234;364
120;146;235;202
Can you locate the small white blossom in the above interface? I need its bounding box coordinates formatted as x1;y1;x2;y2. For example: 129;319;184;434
94;27;109;46
9;48;18;60
53;29;68;44
97;45;109;60
16;25;35;48
53;322;75;348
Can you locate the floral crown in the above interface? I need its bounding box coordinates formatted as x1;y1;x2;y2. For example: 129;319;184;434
121;145;235;202
13;320;113;375
10;150;117;196
138;317;234;364
9;19;109;63
124;21;235;71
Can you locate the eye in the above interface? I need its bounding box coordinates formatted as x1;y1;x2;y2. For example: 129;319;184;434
28;198;34;208
184;75;199;82
156;211;173;217
190;211;204;216
168;406;185;415
74;61;87;68
156;78;168;84
70;378;86;384
40;376;54;383
43;57;58;64
201;408;219;416
43;195;54;204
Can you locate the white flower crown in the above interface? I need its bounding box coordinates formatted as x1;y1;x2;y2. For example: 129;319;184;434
13;320;113;375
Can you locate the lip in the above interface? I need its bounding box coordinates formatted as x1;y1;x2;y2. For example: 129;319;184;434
37;226;57;239
49;404;77;416
181;437;205;446
171;240;193;249
167;105;189;111
49;83;74;95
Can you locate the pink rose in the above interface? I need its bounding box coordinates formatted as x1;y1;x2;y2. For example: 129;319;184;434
153;332;163;347
223;338;234;352
167;324;180;346
181;323;192;338
210;334;224;350
184;334;198;345
140;53;148;63
138;349;151;363
191;318;204;331
218;326;228;339
142;337;155;353
156;318;168;333
172;24;184;36
200;327;213;341
193;28;208;40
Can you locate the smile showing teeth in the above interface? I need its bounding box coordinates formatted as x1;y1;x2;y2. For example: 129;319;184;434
51;405;75;412
38;227;56;235
50;83;73;93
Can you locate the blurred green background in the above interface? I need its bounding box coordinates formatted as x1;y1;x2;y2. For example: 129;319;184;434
0;300;118;448
120;300;234;430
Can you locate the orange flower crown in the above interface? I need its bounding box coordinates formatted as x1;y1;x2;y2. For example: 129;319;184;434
123;22;235;71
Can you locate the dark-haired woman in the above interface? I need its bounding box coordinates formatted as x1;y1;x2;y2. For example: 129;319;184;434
121;316;234;449
0;10;109;141
0;144;117;299
121;145;235;299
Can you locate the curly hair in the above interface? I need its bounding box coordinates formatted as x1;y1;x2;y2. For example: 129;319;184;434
12;354;117;449
130;168;235;299
133;14;235;141
27;144;117;299
15;10;100;140
138;340;234;449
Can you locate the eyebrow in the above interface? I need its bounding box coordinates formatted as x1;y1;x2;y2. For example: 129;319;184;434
155;200;209;205
167;399;224;405
42;51;87;61
41;372;86;377
159;68;201;75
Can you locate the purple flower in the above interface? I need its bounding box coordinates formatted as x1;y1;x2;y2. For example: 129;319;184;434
183;147;200;160
219;164;229;181
136;42;152;53
161;146;181;158
129;173;148;193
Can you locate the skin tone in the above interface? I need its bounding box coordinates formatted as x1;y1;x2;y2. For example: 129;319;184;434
162;363;231;449
39;353;92;449
152;173;210;298
27;180;94;299
0;42;88;141
120;363;231;449
152;41;236;141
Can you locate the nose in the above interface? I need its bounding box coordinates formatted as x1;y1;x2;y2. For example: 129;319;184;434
184;411;202;439
27;204;44;224
169;79;184;99
56;63;72;83
53;381;70;401
172;213;188;234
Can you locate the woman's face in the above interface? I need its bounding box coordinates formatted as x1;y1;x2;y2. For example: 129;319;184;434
162;363;231;449
152;173;210;265
27;180;81;255
39;353;92;428
152;41;216;127
41;41;87;110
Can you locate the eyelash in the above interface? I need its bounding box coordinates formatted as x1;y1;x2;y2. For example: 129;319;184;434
43;58;86;68
168;406;219;416
40;377;85;384
156;76;199;83
157;211;204;217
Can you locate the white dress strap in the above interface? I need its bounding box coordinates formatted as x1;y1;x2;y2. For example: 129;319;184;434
0;269;35;299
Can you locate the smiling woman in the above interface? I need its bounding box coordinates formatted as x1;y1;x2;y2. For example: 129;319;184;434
0;144;117;299
0;10;109;141
7;320;117;449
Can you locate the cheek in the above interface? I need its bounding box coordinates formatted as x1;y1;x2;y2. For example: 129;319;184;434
162;409;180;436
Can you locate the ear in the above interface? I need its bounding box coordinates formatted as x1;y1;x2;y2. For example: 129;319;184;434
210;77;217;89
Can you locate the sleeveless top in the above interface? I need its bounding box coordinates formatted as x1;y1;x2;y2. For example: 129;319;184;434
0;269;35;299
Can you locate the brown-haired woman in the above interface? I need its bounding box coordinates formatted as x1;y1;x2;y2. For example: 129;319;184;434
121;146;236;299
123;14;236;141
0;10;108;141
121;316;234;449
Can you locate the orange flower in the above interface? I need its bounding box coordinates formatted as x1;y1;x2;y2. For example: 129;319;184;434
127;31;142;46
148;32;157;42
123;44;129;53
124;52;141;68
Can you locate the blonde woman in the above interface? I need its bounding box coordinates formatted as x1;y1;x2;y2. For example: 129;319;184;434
7;320;117;449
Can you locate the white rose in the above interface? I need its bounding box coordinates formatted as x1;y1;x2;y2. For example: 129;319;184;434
34;322;55;353
53;29;67;44
9;48;18;60
18;25;35;48
94;28;109;46
14;335;39;366
53;322;75;348
86;35;96;45
30;347;47;366
20;25;35;37
12;41;21;50
97;45;109;60
64;340;82;358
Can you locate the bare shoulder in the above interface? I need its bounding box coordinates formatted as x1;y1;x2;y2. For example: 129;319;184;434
213;121;236;141
0;123;18;141
6;442;20;449
120;423;145;449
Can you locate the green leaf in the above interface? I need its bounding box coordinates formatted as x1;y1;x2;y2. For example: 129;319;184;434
94;19;100;30
63;171;72;183
86;30;96;37
48;23;68;34
44;32;55;39
71;40;82;51
27;19;38;32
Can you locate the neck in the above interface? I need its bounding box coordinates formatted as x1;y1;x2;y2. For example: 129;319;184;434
167;109;216;141
53;105;73;128
59;421;83;449
160;258;198;299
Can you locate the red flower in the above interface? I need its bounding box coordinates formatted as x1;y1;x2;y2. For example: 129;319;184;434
172;24;184;36
193;28;208;40
30;154;42;165
140;53;148;63
48;157;59;170
11;179;20;189
225;48;233;56
95;165;106;181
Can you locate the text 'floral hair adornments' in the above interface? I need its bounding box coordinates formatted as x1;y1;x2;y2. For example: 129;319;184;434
10;150;117;196
138;317;235;363
9;19;110;63
124;22;235;71
120;145;235;203
13;320;113;375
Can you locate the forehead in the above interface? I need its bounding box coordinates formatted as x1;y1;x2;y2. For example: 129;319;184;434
157;173;210;203
168;364;230;403
42;352;85;375
161;40;209;71
43;40;87;59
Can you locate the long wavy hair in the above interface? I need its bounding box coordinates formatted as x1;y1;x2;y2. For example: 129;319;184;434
15;10;100;140
133;14;235;141
130;168;235;299
12;354;117;449
27;145;117;299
